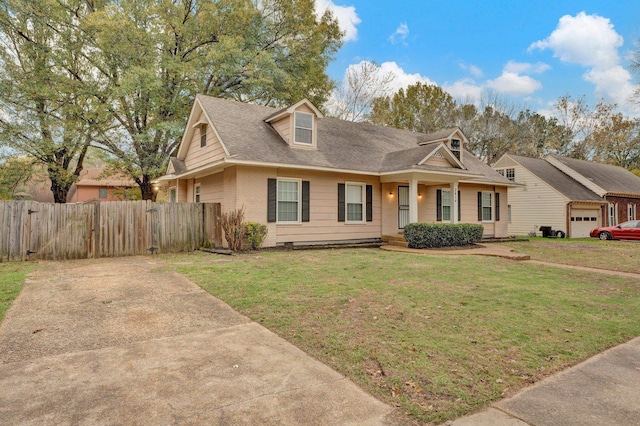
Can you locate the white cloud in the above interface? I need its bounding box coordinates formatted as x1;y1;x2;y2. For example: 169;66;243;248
459;62;483;78
529;12;637;109
388;23;409;45
504;61;550;74
442;78;483;102
315;0;361;42
376;61;433;92
486;72;542;96
529;12;622;68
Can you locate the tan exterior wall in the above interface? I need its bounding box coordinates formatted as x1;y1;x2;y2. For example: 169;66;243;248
423;156;453;168
272;116;291;144
505;164;568;236
71;186;130;202
195;172;224;204
183;111;226;170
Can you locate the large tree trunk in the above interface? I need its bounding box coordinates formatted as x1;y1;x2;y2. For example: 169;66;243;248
139;176;156;201
50;178;70;203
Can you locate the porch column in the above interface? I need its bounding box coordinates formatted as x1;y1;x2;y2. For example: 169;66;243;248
450;182;459;224
409;175;419;224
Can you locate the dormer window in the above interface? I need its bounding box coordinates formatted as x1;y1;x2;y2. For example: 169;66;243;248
450;139;461;160
294;112;313;145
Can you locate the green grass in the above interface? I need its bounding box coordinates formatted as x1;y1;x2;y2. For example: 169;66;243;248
499;237;640;274
0;262;34;323
165;249;640;424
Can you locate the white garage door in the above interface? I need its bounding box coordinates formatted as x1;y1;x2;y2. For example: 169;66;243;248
570;209;600;238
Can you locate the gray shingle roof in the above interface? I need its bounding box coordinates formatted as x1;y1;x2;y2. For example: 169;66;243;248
194;95;509;184
549;155;640;196
510;155;603;201
417;128;461;144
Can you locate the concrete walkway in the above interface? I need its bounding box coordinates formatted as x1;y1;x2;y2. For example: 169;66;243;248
0;257;399;425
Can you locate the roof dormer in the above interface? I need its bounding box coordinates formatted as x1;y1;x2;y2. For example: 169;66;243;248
264;99;323;149
417;127;468;163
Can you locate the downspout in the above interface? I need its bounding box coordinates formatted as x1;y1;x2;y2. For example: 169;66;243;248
566;202;572;238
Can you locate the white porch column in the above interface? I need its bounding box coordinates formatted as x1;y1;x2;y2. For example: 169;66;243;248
409;175;419;224
450;181;459;224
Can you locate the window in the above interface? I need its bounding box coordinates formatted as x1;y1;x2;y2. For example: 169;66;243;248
99;188;107;199
194;184;201;202
277;179;300;222
200;124;207;148
169;187;177;203
441;189;451;221
628;204;637;221
497;168;515;181
294;112;313;145
346;183;365;222
482;192;493;221
609;203;618;226
450;139;461;160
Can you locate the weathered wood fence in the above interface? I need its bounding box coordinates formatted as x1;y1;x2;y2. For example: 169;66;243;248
0;201;221;262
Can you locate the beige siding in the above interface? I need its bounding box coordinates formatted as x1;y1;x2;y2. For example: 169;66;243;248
196;172;224;204
272;116;291;144
493;155;519;169
423;155;454;168
183;111;226;170
507;164;568;236
177;180;188;202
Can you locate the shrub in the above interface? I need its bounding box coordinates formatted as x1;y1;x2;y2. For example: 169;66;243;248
403;223;484;248
243;222;268;250
218;207;245;251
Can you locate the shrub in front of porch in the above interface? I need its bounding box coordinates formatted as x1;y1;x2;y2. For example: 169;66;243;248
403;223;484;248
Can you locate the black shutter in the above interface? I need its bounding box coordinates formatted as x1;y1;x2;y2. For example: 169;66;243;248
366;185;373;222
477;192;483;221
267;178;277;222
338;183;345;222
458;190;461;222
436;189;442;221
495;192;500;221
302;181;310;222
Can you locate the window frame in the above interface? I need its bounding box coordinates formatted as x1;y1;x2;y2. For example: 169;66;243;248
277;178;302;224
194;183;201;203
293;112;314;146
99;188;107;199
200;124;207;148
440;188;452;222
609;203;618;226
345;182;366;224
628;203;637;221
481;191;493;222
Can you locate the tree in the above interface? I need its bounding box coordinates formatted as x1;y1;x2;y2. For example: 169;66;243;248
326;60;394;122
589;111;640;170
370;82;458;133
510;110;571;158
0;156;34;200
81;0;342;200
0;0;98;202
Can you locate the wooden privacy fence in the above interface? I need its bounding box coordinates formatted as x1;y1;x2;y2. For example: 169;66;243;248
0;200;221;262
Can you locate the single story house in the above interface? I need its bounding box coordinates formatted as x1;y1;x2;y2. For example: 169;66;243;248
67;168;138;202
493;154;640;238
158;95;516;247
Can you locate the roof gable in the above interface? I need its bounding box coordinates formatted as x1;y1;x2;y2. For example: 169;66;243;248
176;95;230;161
418;144;465;169
264;98;324;123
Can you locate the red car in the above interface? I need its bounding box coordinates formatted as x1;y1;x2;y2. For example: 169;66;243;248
590;220;640;240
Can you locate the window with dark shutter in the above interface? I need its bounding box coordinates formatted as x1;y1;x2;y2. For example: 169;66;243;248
458;190;461;221
302;181;310;222
337;183;345;222
436;190;442;221
495;193;500;221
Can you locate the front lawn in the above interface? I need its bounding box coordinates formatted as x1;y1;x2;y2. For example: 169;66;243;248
166;249;640;424
0;262;34;323
499;238;640;274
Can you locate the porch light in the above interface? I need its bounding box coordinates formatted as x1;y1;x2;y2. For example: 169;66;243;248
389;191;394;197
418;193;422;199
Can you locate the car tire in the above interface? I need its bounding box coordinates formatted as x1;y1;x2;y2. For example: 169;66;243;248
555;230;566;238
598;231;611;240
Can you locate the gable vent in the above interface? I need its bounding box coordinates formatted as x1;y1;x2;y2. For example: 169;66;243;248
433;151;444;158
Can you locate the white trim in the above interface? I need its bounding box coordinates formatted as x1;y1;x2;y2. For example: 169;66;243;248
264;98;324;123
345;181;366;224
194;183;201;203
417;143;466;169
628;203;637;221
293;111;315;147
276;178;302;224
440;188;452;222
481;191;494;223
175;96;231;161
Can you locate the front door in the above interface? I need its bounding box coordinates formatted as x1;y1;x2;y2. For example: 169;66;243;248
398;185;409;229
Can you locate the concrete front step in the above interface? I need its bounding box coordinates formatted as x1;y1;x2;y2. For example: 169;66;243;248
381;234;408;247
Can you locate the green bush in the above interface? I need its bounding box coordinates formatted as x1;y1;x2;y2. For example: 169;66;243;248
243;222;268;250
403;223;484;248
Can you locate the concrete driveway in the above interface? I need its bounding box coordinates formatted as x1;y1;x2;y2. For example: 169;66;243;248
0;257;399;425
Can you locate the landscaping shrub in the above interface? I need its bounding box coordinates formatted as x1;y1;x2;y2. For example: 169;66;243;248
403;223;484;248
218;207;245;251
243;222;268;250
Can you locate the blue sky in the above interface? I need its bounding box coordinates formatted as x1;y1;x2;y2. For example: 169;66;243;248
316;0;640;115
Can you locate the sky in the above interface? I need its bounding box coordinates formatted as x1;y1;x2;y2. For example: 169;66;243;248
315;0;640;116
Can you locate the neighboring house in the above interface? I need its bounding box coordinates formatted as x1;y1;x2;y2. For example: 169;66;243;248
18;167;137;203
67;168;137;202
158;95;516;248
493;154;640;238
